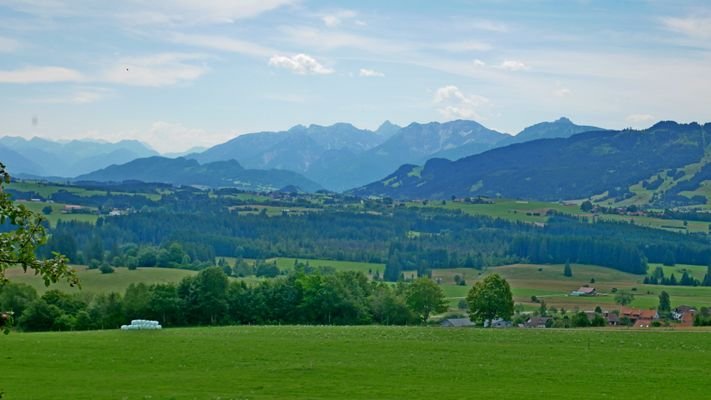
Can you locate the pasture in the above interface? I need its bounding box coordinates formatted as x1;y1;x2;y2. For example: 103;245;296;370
217;257;385;275
5;266;195;294
272;257;385;274
1;326;710;399
407;198;584;223
434;263;711;311
18;200;99;227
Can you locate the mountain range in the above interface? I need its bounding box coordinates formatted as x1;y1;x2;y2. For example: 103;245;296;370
353;121;711;205
0;137;158;177
75;157;321;192
192;117;601;191
2;117;602;193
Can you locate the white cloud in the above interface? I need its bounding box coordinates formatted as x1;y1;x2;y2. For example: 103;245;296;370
473;59;486;68
165;0;294;23
439;41;493;52
103;53;208;87
28;87;112;104
625;114;655;126
168;33;275;58
0;66;84;84
279;26;408;54
359;68;384;78
0;36;20;52
268;54;333;75
553;87;571;97
453;18;510;33
499;60;528;71
321;10;357;27
2;0;295;26
433;85;491;120
262;93;307;103
662;16;711;39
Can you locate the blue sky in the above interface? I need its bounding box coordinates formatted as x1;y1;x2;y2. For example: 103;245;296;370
1;0;710;153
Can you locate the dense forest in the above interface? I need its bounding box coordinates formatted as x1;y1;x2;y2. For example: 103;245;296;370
30;186;711;280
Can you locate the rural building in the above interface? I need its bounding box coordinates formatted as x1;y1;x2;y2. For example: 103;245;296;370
672;306;697;327
570;287;597;296
440;318;474;328
484;318;512;328
525;317;551;328
605;313;619;326
621;308;658;327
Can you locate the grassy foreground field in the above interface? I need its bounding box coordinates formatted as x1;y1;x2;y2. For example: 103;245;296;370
1;326;710;399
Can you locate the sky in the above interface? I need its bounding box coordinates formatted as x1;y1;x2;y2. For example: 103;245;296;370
1;0;710;153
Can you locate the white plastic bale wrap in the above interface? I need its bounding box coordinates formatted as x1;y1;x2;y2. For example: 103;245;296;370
121;319;162;330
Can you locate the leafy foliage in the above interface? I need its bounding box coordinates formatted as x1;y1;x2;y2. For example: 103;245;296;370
466;274;514;325
0;162;77;288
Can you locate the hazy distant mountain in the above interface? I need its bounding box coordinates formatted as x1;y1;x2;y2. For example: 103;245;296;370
76;156;321;192
192;118;606;192
0;137;158;177
194;123;389;170
307;120;508;191
0;145;44;175
498;117;602;146
164;146;208;158
353;121;710;201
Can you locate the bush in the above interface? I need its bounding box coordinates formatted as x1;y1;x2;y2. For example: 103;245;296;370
99;263;114;274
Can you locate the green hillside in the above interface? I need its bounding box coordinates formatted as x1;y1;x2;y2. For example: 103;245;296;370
355;122;711;202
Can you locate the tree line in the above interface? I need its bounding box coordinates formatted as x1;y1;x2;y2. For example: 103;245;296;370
2;268;455;332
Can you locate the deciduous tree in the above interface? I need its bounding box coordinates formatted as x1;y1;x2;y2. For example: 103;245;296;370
466;274;514;326
404;278;447;323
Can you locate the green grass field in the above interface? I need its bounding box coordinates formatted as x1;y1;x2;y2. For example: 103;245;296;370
8;180;162;201
1;326;710;399
19;200;99;227
5;266;196;294
272;257;385;274
407;198;584;223
598;214;710;234
434;264;711;311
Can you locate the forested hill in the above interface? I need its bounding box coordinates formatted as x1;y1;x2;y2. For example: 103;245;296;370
74;156;322;192
353;121;711;201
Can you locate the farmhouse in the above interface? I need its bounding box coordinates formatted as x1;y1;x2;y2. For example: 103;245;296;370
525;316;551;328
440;318;474;328
620;308;658;327
672;306;697;327
570;287;597;296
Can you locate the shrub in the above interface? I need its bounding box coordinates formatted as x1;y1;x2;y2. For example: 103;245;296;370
99;263;114;274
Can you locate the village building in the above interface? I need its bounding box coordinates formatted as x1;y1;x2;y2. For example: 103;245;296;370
525;316;551;328
672;306;697;327
619;307;658;328
570;286;597;296
440;318;474;328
